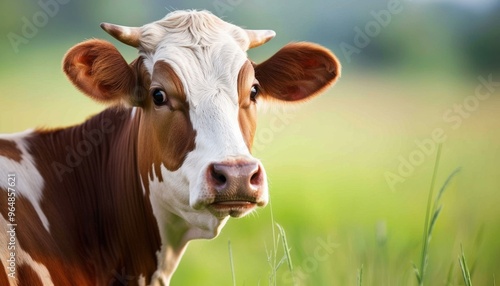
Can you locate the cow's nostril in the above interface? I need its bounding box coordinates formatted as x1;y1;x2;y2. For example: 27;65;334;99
210;164;227;187
250;166;263;186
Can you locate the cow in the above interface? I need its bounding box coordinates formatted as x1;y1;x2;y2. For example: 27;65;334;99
0;10;340;286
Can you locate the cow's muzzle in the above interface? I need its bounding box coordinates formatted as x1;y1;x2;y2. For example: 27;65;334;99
205;157;267;217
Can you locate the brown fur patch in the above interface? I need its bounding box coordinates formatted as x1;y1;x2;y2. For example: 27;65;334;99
138;61;196;186
0;269;8;286
0;139;22;162
237;61;258;151
17;263;43;286
0;219;9;285
1;109;162;285
0;180;92;285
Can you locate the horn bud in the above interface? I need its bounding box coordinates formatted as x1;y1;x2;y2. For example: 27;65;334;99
246;30;276;49
100;22;141;48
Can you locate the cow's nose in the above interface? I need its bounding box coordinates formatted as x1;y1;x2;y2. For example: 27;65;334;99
207;160;264;196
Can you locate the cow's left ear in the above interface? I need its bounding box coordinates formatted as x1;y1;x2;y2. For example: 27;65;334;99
63;39;142;105
254;42;341;102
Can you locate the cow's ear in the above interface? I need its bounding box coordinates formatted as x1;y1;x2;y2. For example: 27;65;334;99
63;39;141;105
254;42;341;102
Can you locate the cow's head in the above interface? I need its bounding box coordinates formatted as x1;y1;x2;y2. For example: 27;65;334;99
63;10;340;239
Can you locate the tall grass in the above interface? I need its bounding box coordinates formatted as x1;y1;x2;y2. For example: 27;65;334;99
266;201;294;286
413;143;461;285
445;262;454;286
228;240;236;286
357;264;363;286
459;245;473;286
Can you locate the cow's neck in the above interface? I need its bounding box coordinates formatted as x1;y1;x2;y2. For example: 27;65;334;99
29;107;188;284
134;107;198;284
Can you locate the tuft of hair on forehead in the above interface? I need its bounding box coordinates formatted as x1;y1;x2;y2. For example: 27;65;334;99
138;10;249;52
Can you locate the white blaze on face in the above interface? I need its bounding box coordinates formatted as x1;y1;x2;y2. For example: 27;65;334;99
141;23;267;238
169;43;256;207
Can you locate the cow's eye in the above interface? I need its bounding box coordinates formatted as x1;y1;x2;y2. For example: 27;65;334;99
152;89;168;106
250;84;259;102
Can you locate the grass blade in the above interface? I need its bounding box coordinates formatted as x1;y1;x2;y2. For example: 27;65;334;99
412;263;422;284
268;200;277;286
267;201;295;286
228;240;236;286
415;144;461;286
417;143;442;286
357;264;363;286
427;205;442;242
276;223;293;273
435;167;461;203
445;262;454;286
459;245;473;286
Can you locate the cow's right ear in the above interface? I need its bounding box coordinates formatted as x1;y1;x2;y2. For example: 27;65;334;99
63;39;141;105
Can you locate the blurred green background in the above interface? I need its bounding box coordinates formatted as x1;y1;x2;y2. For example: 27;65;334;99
1;0;499;285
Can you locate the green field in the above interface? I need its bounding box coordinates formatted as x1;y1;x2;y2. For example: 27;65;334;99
1;41;499;285
172;72;500;285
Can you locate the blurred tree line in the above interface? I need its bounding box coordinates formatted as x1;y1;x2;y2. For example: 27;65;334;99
1;0;499;74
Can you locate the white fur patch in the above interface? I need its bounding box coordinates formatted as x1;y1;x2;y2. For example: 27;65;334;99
148;163;227;238
131;106;138;119
137;274;146;286
145;162;229;283
0;216;54;286
137;10;268;282
0;130;49;231
139;9;258;230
